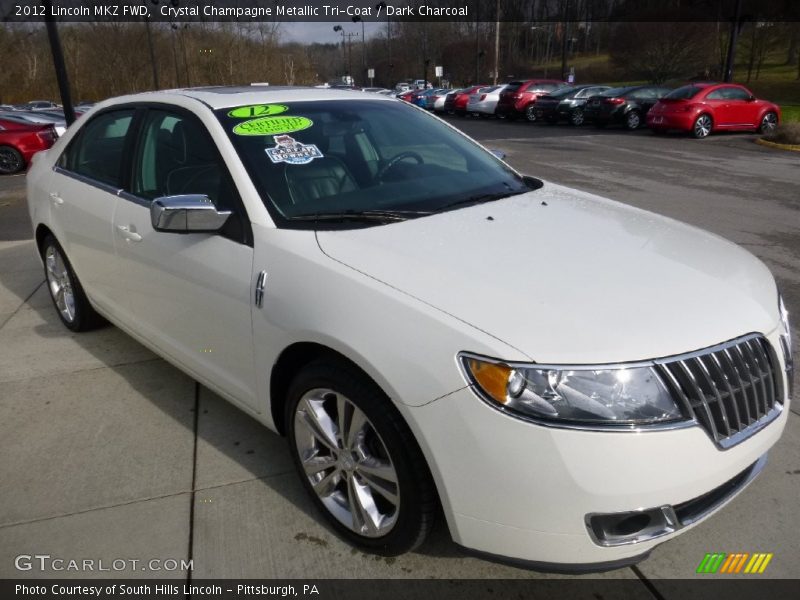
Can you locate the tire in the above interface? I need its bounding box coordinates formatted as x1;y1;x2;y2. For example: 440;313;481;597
524;104;537;122
692;114;712;139
570;108;585;126
0;145;24;175
625;110;642;130
286;360;437;556
41;235;105;332
759;111;778;134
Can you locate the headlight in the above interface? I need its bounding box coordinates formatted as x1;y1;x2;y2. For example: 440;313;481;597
459;354;684;427
779;294;794;397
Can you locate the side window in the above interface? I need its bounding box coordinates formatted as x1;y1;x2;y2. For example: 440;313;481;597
58;110;134;187
706;88;726;100
132;110;236;211
726;87;751;101
131;109;250;244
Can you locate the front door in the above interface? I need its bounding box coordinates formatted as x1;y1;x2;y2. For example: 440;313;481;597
112;107;258;410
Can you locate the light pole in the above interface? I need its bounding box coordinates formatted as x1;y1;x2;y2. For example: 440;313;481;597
333;25;346;80
352;15;366;86
375;2;391;86
493;0;500;85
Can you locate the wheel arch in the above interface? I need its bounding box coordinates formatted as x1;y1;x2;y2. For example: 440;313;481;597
35;223;55;257
271;341;391;437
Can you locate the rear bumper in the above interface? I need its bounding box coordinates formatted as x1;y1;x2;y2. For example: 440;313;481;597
648;112;696;131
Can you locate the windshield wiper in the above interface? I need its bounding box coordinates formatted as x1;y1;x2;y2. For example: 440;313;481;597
434;190;526;213
287;209;433;223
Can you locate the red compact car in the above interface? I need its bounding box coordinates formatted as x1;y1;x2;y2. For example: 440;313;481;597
647;83;781;139
448;85;487;116
0;119;58;175
496;79;565;121
398;90;417;102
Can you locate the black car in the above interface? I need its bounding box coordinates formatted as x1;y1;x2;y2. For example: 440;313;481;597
535;84;612;126
442;89;463;113
583;85;672;130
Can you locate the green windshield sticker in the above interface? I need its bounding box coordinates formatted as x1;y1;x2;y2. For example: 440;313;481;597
228;104;288;118
233;116;313;136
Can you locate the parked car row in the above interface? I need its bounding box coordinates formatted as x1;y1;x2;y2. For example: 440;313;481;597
417;80;781;139
0;102;94;174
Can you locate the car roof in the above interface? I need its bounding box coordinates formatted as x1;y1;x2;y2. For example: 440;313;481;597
105;86;396;111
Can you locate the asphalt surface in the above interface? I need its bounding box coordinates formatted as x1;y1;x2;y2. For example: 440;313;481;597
0;121;798;592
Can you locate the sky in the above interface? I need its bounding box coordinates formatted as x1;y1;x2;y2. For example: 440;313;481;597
278;21;384;44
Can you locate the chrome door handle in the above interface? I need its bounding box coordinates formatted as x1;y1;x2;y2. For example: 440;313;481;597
49;193;64;205
255;270;267;308
117;225;142;242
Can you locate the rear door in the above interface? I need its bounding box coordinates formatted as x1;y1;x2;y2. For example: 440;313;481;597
48;109;135;314
112;106;259;410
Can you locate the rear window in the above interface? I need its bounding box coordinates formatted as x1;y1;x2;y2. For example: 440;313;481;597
504;82;525;92
548;86;578;99
600;87;631;97
665;85;704;100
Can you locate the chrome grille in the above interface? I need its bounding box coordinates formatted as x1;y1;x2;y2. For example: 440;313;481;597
657;335;783;448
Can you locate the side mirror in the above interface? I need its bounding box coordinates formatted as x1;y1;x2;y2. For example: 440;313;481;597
747;95;756;102
488;148;507;160
150;195;231;233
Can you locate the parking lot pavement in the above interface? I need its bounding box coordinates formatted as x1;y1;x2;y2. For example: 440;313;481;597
0;124;798;585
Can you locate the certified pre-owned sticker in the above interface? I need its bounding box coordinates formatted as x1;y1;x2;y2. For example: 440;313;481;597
265;135;323;165
233;116;313;136
228;104;288;118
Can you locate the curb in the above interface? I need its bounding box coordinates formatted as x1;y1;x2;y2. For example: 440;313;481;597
756;138;800;152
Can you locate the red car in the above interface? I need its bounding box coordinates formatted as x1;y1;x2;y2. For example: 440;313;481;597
398;90;416;102
496;79;565;121
0;119;58;174
647;83;781;139
448;85;487;116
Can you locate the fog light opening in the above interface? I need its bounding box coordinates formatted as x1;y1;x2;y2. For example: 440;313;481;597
588;506;677;547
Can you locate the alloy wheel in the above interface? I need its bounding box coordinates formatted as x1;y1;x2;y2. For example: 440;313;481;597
45;244;76;323
761;112;778;133
694;114;712;138
525;105;537;122
626;111;641;130
571;109;585;126
293;388;400;538
0;147;23;174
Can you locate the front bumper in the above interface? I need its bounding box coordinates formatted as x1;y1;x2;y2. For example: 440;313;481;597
404;341;789;566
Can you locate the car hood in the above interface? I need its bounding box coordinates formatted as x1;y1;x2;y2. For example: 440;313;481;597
316;182;778;363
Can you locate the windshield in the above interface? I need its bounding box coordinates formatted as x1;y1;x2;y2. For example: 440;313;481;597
217;99;532;228
665;85;704;100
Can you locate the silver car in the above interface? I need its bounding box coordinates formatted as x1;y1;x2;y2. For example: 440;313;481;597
466;85;508;118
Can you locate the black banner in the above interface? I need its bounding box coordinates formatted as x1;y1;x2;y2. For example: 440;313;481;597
3;579;800;600
2;0;800;23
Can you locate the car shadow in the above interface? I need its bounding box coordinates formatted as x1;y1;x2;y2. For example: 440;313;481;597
0;241;474;568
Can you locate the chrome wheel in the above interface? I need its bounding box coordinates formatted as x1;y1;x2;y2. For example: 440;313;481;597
760;112;778;133
694;114;712;138
293;388;400;538
45;244;75;323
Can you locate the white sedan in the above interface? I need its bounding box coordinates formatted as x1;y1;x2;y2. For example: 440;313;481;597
466;84;508;117
26;87;792;569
